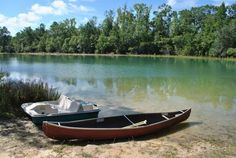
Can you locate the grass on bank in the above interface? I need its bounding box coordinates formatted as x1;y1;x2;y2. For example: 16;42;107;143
0;72;60;118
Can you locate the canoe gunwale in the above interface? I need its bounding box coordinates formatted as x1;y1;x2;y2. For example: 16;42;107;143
43;108;191;131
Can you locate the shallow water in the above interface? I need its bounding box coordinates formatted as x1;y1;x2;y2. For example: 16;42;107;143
1;54;236;149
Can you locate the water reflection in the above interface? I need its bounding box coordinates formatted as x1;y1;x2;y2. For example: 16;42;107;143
6;72;236;111
54;77;77;86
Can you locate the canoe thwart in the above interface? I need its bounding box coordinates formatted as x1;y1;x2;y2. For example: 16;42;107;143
123;115;134;124
162;114;170;120
122;120;147;128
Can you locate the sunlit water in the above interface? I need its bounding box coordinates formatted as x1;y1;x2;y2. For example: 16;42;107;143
1;54;236;142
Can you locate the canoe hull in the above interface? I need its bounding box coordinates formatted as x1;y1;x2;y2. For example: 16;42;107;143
43;109;191;140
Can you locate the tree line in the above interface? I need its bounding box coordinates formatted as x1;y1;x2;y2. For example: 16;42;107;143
0;3;236;57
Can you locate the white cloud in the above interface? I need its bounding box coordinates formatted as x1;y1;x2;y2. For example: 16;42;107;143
18;12;40;22
31;0;68;15
52;0;67;9
78;5;95;12
0;0;70;35
167;0;177;6
0;12;40;28
166;0;198;10
68;3;95;13
0;12;40;35
0;0;94;35
69;0;77;2
31;4;54;15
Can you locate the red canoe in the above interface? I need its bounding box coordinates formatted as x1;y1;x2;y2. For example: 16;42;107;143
43;108;191;140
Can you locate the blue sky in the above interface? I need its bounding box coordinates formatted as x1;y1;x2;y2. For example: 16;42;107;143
0;0;235;35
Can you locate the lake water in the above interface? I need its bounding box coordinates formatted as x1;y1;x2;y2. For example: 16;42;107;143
1;54;236;148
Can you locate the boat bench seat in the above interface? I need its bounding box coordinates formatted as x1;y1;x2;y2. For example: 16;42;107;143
123;120;147;128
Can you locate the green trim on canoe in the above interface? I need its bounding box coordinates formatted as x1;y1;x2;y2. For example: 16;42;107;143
32;110;99;125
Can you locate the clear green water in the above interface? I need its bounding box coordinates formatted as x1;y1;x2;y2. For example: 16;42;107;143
1;54;235;111
0;54;235;115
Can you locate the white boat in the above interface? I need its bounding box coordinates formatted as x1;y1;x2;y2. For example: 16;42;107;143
21;95;100;125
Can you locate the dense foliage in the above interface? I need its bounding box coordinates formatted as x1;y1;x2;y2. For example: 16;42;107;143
0;73;60;118
0;3;236;57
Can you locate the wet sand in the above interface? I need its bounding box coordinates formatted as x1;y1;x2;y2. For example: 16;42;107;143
1;105;236;158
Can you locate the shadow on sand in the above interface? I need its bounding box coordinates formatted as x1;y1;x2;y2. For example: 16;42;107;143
0;117;49;148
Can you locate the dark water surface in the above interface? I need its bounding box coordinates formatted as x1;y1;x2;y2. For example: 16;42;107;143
1;54;236;145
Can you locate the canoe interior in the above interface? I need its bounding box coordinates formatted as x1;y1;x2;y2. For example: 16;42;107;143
55;110;188;129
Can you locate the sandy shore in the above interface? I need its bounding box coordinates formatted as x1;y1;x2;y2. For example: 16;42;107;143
0;117;235;158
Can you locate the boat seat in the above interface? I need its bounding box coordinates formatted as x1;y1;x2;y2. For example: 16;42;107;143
32;104;58;115
58;95;72;111
81;104;94;111
58;95;81;112
26;102;58;116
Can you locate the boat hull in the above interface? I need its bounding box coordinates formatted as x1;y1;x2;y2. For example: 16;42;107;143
21;102;100;125
32;110;100;125
43;109;191;140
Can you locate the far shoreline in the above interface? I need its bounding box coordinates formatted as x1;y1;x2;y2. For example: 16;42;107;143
0;52;236;61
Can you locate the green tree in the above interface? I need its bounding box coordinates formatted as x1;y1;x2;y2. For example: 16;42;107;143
228;3;236;19
108;23;120;53
35;24;47;52
131;3;155;54
216;2;227;28
102;10;114;36
0;26;12;52
152;4;173;54
96;10;115;53
45;37;57;52
12;27;36;52
62;36;80;53
195;5;218;56
116;5;135;53
79;17;99;53
210;19;236;56
133;4;151;42
46;19;78;53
